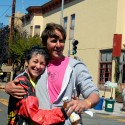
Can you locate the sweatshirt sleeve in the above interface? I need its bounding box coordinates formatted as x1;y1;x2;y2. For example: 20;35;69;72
74;62;99;98
17;96;65;125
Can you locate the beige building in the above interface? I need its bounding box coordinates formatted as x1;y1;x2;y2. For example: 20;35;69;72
9;11;24;32
21;0;125;99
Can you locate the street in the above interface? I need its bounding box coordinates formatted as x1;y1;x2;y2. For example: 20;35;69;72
0;89;125;125
82;113;125;125
0;89;9;125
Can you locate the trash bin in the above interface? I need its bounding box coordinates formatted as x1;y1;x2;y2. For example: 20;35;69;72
105;98;115;112
94;97;104;110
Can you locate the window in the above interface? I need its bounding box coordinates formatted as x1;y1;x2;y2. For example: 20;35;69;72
30;26;33;36
99;62;112;83
69;14;75;40
63;17;68;32
99;50;125;90
99;50;112;90
122;64;125;83
34;25;40;36
117;51;125;83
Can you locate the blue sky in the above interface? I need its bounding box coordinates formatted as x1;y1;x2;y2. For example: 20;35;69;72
0;0;50;26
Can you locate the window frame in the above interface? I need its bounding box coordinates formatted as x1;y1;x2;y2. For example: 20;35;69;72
30;26;33;36
69;14;75;40
63;16;68;33
34;25;40;36
99;50;112;90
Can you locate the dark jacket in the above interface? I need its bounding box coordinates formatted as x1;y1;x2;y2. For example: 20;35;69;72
7;73;66;125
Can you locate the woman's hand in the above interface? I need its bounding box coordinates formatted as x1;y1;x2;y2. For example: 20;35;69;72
5;79;26;99
66;94;99;116
66;98;89;116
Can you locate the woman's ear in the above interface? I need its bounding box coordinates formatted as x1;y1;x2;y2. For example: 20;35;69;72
25;61;28;67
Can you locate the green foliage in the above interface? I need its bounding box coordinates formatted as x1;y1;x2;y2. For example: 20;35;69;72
9;32;43;64
115;88;122;96
0;26;44;70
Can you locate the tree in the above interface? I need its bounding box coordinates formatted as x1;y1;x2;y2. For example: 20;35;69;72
9;31;43;66
0;25;9;66
9;31;43;79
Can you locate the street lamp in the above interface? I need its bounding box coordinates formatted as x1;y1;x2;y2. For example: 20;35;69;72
60;0;64;26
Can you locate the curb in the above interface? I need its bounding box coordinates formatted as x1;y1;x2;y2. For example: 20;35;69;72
89;107;125;117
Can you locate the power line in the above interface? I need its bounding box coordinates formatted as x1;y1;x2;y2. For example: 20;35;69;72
0;5;11;6
0;5;11;19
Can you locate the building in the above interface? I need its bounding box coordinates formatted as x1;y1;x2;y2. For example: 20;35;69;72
21;0;125;99
9;11;24;32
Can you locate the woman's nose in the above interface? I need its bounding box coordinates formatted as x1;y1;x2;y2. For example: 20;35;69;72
56;40;61;47
36;63;41;68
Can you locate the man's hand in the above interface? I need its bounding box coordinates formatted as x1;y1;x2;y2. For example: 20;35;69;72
5;79;26;99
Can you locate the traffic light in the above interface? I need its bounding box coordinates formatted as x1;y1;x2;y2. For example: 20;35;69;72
72;40;79;55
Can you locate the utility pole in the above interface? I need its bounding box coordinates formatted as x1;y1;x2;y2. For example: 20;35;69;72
10;0;16;43
8;0;16;65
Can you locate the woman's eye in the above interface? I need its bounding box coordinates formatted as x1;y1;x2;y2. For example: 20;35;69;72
51;39;57;43
59;39;65;43
40;63;45;66
33;61;37;63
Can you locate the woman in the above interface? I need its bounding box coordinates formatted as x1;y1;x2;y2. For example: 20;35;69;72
7;46;67;125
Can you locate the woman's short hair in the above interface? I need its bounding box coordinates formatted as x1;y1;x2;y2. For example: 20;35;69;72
25;46;50;65
41;23;66;46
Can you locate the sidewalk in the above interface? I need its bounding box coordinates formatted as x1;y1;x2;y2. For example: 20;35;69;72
90;99;125;117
